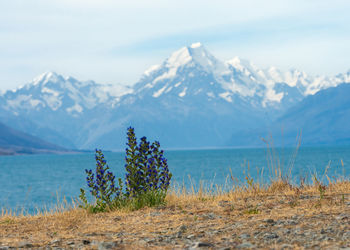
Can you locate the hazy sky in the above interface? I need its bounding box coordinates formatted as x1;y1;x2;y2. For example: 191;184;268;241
1;0;349;91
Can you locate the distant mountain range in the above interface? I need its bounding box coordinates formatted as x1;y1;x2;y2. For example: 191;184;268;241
0;121;69;155
1;43;349;150
277;83;350;145
227;83;350;147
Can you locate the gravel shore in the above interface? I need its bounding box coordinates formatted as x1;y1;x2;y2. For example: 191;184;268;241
1;189;349;249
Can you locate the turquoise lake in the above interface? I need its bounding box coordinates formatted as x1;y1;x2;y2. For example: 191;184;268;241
0;146;349;214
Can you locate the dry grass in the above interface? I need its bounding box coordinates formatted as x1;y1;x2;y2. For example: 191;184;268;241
0;179;349;249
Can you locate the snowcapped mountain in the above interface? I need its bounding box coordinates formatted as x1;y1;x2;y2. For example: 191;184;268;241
134;43;349;113
136;43;303;110
135;43;260;106
0;72;132;148
0;43;349;150
93;44;271;149
2;71;132;115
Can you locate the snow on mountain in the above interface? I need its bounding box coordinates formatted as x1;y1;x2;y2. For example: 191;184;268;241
138;43;228;92
2;72;133;115
0;43;349;150
141;45;306;109
2;44;348;115
136;43;230;102
0;72;133;149
31;71;61;86
136;43;268;107
138;43;304;107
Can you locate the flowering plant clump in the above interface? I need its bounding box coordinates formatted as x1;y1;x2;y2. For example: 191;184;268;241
79;149;123;212
80;127;172;212
124;127;172;198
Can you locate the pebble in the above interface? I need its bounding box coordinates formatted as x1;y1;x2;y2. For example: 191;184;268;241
149;212;161;217
82;239;91;245
336;213;348;220
239;233;251;239
203;213;218;220
179;225;188;232
97;241;119;250
237;242;255;248
18;242;33;248
190;242;214;248
343;231;350;240
280;243;294;249
263;232;279;240
285;220;298;225
264;218;275;224
187;234;196;240
113;216;121;221
50;239;61;246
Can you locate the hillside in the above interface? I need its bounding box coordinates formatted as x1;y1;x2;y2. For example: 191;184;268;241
227;83;350;147
0;121;69;155
276;83;350;145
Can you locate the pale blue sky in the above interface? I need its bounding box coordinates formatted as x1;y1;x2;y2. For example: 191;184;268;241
0;0;349;91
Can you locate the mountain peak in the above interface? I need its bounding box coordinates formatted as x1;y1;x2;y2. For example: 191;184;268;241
166;46;192;69
142;43;213;79
166;43;223;74
226;56;251;71
190;42;202;49
31;71;63;86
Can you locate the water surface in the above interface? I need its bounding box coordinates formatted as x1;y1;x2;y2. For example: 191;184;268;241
0;146;349;214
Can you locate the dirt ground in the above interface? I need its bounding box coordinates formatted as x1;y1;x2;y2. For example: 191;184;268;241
1;182;349;249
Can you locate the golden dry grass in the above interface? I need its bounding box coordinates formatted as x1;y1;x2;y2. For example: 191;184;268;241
0;180;349;249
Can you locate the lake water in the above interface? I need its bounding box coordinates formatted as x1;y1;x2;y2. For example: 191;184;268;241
0;146;349;214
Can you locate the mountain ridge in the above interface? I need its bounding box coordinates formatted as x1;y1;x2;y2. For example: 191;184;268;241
1;43;349;150
0;121;70;155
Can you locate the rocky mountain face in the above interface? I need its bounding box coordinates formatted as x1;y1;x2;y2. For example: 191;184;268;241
1;43;349;150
